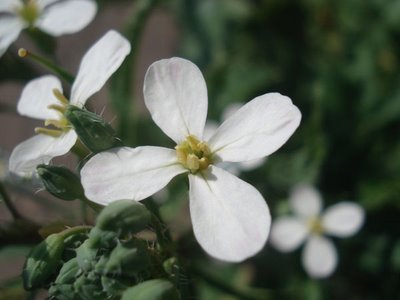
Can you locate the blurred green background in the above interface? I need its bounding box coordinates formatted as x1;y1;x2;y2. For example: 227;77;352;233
0;0;399;299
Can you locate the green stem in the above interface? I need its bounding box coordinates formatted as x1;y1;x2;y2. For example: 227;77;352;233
59;225;92;239
110;0;159;144
143;198;172;253
18;48;74;84
0;182;21;220
189;263;272;300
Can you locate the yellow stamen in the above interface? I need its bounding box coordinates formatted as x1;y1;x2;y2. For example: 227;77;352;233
44;119;69;129
35;127;63;138
52;89;69;105
175;135;213;173
48;104;67;114
308;217;324;235
18;48;28;58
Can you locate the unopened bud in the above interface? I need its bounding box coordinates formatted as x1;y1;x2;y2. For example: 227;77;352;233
95;200;151;236
103;240;150;277
23;233;65;290
37;165;84;201
76;239;98;272
54;258;80;285
121;279;180;300
65;106;122;153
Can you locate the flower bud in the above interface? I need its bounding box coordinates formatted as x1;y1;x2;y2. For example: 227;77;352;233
36;164;84;201
76;239;98;272
121;279;180;300
65;105;122;153
23;233;65;290
48;284;76;300
103;240;151;277
54;258;80;285
101;275;128;296
73;273;106;300
95;200;151;236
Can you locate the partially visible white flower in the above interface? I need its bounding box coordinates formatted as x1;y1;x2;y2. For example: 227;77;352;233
270;184;365;278
0;0;97;57
9;30;130;177
81;57;301;262
204;103;267;176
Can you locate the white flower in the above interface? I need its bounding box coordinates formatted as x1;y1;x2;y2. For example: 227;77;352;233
204;103;267;176
81;57;301;262
270;184;365;278
9;30;131;177
0;0;97;57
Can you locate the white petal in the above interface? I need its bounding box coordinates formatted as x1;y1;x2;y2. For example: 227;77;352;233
37;0;59;9
36;0;97;36
70;30;130;106
322;202;365;238
188;166;270;262
270;217;308;252
17;75;62;120
0;0;21;12
9;130;77;177
144;57;208;143
302;236;338;278
203;120;218;141
289;184;322;218
0;16;24;57
81;146;186;205
237;157;267;171
209;93;301;162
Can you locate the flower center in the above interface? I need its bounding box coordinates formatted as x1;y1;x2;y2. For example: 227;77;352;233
17;0;39;26
175;135;213;173
35;89;71;138
307;217;324;235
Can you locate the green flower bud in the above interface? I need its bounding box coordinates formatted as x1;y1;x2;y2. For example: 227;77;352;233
65;105;122;153
54;258;80;285
88;227;118;249
103;240;151;277
96;200;151;236
48;284;77;300
163;257;178;275
121;279;180;300
76;239;98;272
23;233;65;290
36;165;84;201
73;274;106;300
101;275;128;296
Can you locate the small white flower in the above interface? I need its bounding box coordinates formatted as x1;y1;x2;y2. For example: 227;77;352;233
81;57;301;262
270;184;365;278
204;103;267;176
0;0;98;57
9;30;131;177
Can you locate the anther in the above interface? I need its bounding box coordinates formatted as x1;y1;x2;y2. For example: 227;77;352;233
48;104;67;114
35;127;63;138
52;89;69;105
44;119;68;129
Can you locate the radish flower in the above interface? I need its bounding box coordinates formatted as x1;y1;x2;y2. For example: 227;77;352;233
9;30;130;177
0;0;97;57
81;57;301;262
270;184;365;278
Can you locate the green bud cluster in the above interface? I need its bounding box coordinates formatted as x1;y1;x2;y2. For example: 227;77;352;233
23;200;179;299
65;106;123;153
